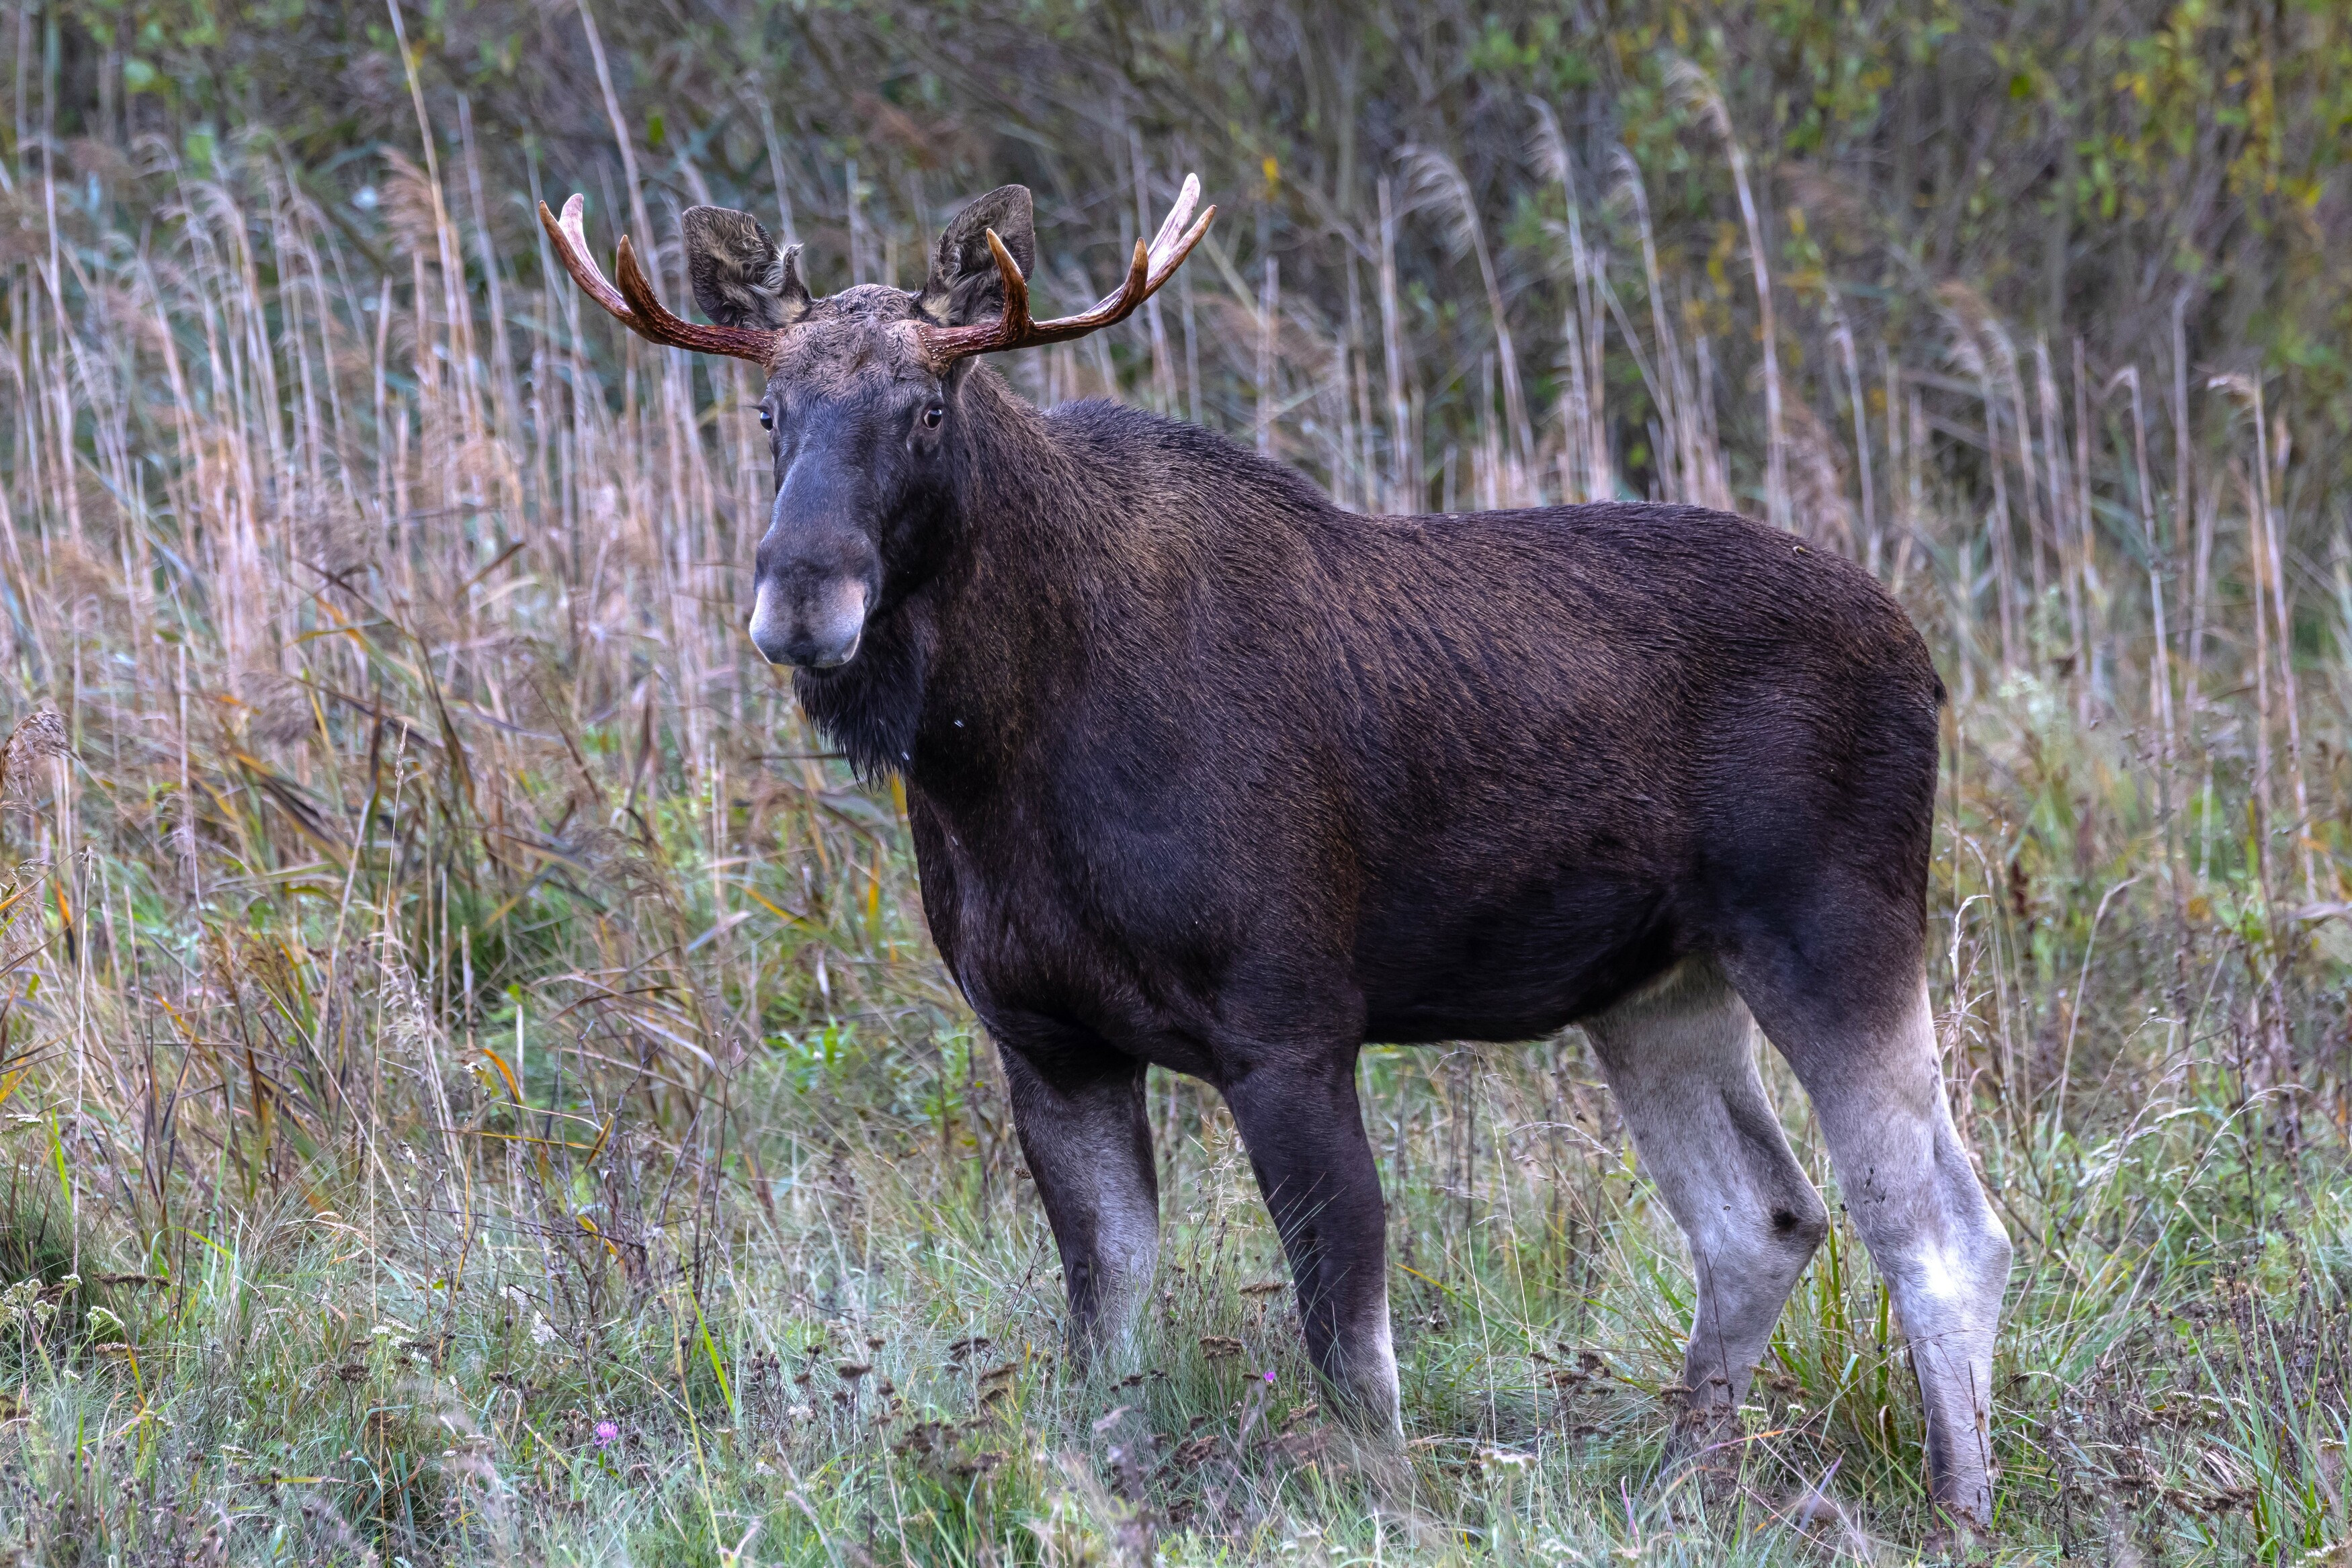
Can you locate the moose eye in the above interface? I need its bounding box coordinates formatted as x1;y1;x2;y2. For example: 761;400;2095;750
921;402;945;429
758;406;775;431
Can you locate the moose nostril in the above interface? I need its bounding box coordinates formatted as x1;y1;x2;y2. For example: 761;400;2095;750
746;576;867;669
747;580;793;665
748;624;794;666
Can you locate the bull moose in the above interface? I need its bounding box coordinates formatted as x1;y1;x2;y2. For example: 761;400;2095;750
540;175;2011;1526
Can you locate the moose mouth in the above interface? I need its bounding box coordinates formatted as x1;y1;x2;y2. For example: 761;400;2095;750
796;630;862;672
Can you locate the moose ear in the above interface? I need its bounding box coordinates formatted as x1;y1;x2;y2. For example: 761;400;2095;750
916;185;1036;326
680;206;811;331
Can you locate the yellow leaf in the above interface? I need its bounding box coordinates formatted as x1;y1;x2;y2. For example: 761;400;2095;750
577;1213;620;1260
479;1045;523;1106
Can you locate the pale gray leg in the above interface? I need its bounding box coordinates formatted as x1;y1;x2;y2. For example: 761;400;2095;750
1585;959;1829;1445
1763;982;2011;1527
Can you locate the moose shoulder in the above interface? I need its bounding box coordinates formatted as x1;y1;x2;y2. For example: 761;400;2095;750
541;177;2013;1532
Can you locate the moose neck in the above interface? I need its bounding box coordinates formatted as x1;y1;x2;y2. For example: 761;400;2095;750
790;367;1125;790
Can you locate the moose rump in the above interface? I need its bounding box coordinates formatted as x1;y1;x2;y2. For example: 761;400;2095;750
540;173;2013;1532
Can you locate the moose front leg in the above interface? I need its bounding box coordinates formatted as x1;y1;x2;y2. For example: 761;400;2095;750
998;1041;1160;1357
1222;1050;1402;1437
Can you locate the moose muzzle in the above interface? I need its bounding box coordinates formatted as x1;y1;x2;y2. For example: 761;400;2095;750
747;455;880;670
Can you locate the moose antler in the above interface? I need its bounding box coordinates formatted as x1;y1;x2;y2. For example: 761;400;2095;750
916;173;1216;372
537;194;784;366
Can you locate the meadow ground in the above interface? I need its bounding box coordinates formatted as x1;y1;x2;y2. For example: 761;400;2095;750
4;8;2352;1557
0;663;2346;1567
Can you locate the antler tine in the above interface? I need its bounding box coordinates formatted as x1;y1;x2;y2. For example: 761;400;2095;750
1144;203;1216;293
1144;173;1202;265
539;194;784;367
919;175;1216;371
978;228;1033;351
541;195;634;322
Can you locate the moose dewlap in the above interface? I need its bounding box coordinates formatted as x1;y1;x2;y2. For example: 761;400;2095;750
541;173;2011;1530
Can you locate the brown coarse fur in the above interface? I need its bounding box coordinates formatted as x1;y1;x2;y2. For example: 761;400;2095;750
806;375;1946;1059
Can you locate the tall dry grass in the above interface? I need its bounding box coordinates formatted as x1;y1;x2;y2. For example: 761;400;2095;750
0;54;2346;1566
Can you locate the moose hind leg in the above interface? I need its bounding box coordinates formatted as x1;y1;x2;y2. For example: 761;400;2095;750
999;1042;1160;1357
1749;979;2013;1528
1585;960;1829;1444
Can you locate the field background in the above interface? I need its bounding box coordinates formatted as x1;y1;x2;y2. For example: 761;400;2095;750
2;1;2351;1562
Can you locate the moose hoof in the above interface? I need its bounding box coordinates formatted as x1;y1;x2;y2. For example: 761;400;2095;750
1922;1508;1995;1561
1656;1397;1751;1509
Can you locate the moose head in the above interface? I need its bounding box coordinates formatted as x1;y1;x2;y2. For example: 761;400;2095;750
538;180;1214;670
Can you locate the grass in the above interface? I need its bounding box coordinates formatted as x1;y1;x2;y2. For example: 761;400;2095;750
0;81;2349;1567
1;835;2345;1566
